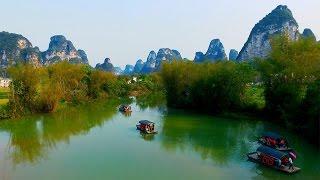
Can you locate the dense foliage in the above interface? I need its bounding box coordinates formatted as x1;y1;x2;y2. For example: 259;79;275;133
0;62;130;118
8;63;42;115
257;35;320;144
6;62;96;116
161;61;257;112
1;61;160;118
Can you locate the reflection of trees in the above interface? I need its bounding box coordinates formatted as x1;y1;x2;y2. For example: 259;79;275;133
0;100;119;165
160;112;264;165
6;119;45;164
119;97;134;106
139;132;156;141
135;92;166;110
121;111;132;117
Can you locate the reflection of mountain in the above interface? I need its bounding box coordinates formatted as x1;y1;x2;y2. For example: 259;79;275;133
160;112;263;165
0;100;119;164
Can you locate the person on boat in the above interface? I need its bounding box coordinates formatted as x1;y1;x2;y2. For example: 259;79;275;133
266;137;271;145
289;151;297;160
279;139;286;148
288;157;294;170
270;139;276;147
124;106;131;112
145;126;150;133
276;159;282;167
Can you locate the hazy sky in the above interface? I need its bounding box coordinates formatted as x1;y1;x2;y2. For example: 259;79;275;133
1;0;319;67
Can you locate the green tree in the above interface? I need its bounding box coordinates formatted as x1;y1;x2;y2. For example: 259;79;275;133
160;61;256;112
8;64;41;116
258;35;320;123
299;80;320;144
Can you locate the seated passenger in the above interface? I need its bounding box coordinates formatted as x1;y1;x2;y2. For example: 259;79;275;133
279;139;286;148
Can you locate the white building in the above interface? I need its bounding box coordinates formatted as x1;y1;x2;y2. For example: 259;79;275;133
0;78;11;88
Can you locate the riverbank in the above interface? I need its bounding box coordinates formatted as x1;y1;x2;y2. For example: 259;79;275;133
0;62;163;119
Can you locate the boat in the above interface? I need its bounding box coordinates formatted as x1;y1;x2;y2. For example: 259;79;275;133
136;120;157;134
259;132;292;151
119;105;132;113
247;145;300;174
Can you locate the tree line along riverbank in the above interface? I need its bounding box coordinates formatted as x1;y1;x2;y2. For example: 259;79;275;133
0;62;163;119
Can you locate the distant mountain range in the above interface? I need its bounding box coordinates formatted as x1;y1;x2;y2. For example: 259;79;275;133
0;5;318;75
111;5;317;74
0;33;88;69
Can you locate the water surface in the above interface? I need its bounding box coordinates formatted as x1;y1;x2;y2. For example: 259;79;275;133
0;99;319;180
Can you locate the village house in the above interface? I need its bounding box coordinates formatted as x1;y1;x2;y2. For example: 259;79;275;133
0;78;11;88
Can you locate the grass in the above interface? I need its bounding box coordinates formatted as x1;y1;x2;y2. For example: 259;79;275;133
0;87;9;106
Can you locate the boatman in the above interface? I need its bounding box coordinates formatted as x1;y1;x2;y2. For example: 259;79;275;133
288;157;294;170
277;159;282;167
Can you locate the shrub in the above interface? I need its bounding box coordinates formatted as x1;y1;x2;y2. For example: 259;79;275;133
258;35;320;122
7;64;41;116
6;61;119;115
87;70;116;99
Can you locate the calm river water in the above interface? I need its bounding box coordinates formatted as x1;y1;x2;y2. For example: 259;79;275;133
0;98;319;180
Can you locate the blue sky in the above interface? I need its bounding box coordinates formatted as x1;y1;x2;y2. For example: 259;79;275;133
1;0;319;67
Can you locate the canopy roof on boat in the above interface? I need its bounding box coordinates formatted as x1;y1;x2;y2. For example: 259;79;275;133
257;145;288;159
262;132;284;140
139;120;155;125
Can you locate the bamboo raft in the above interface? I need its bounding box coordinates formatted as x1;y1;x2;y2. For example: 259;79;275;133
247;152;301;174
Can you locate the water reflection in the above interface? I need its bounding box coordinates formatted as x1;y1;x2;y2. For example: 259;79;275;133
159;110;320;179
120;111;132;117
0;100;119;165
139;132;156;141
0;98;318;179
135;92;166;110
160;111;266;165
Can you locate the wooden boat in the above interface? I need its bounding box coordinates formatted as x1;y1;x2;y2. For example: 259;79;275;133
119;105;132;113
259;132;293;151
247;146;300;174
136;120;157;134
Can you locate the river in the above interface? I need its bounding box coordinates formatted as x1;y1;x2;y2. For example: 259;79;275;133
0;98;319;180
